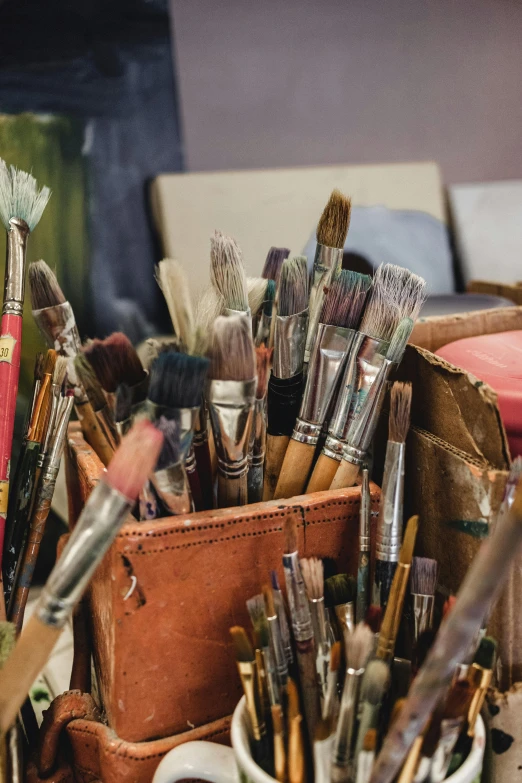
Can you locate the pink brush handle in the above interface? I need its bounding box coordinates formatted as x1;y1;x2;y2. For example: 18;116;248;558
0;313;22;561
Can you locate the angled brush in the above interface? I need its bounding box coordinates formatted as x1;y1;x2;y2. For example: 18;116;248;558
83;332;148;411
247;345;272;503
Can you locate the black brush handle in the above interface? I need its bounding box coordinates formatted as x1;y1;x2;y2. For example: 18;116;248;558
267;373;304;436
375;559;398;611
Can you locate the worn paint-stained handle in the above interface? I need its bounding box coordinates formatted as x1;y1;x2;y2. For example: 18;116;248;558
75;400;115;467
273;439;315;500
330;459;360;490
217;473;248;509
306;452;340;494
263;434;290;501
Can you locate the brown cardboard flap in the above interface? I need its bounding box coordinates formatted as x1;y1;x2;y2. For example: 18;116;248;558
410;305;522;353
467;280;522;306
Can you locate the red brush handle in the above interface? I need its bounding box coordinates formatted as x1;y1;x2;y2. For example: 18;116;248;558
0;313;22;560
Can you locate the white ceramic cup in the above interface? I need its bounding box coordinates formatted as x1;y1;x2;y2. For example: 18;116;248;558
153;697;486;783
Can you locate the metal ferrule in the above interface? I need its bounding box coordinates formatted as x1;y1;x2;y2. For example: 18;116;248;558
37;385;61;468
273;309;309;379
224;306;251;321
334;602;355;635
151;463;192;515
313;243;343;286
3;218;29;315
412;594;435;639
250;397;267;466
145;402;199;462
32;301;82;357
310;598;330;698
334;667;365;768
294;323;351;445
283;551;314;643
327;330;365;440
36;480;131;628
376;441;405;562
207;378;256;478
47;396;75;470
267;613;288;689
304;244;343;364
185;447;196;474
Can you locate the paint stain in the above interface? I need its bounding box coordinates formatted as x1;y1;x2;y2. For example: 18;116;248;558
491;728;514;754
31;687;50;703
446;520;489;538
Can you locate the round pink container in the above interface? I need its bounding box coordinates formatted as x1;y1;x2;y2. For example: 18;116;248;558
436;330;522;457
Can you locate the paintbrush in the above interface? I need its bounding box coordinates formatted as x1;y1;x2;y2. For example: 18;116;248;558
374;382;412;610
354;660;391;762
32;357;68;494
156;258;196;355
264;256;309;500
248;277;269;322
282;513;321;748
3;350;57;608
301;557;330;701
247;594;278;709
210;230;250;320
207;315;256;508
275;270;366;499
263;583;288;696
0;420;162;735
0;163;50;610
74;354;118;460
255;279;276;348
230;626;272;774
330;316;414;490
325;574;356;639
305;190;351;365
323;640;341;722
356;729;378;783
466;636;496;737
25;353;44;436
147;416;192;517
331;623;374;782
287;677;306;783
248;345;272;503
357;468;371;624
9;391;74;633
314;717;335;783
271;570;294;667
271;703;286;783
262;246;290;285
410;557;438;646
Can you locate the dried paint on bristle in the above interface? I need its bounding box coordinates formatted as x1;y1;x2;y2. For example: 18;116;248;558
53;356;68;388
386;318;414;363
363;729;377;753
230;626;254;663
154;416;181;470
255;345;272;399
316;189;351;249
365;605;383;634
105;419;163;499
361;660;391;705
115;383;132;423
246;595;270;648
247;277;268;318
261;246;290;283
400;515;419;565
325;574;356;607
411;557;438;596
263;279;276;316
29;260;66;309
262;584;276;618
74;354;107;410
320;270;371;329
208;314;256;382
344;622;374;670
389;382;412;444
329;641;341;672
83;333;145;393
287;678;301;719
149;350;210;408
473;636;497;670
156;259;195;354
0;159;51;231
300;557;324;600
395;265;428;321
210;230;249;311
278;256;309;317
283;514;298;554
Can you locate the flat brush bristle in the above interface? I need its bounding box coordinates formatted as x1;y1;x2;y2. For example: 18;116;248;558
246;594;270;648
283;514;298;554
194;286;225;355
154;416;181;470
83;333;145;393
330;641;341;672
278;256;309;317
344;622;374;670
247;277;268;318
360;264;427;342
43;349;57;377
320;270;371;328
473;636;497;670
386;317;414;363
210;230;249;312
263;279;276;316
300;557;324;600
255;344;272;399
0;159;51;231
53;356;68;388
29;260;66;309
262;246;290;283
325;574;356;608
156;259;195;354
400;515;419;566
208;315;256;382
389;382;412;444
230;626;254;663
149;351;210;409
316;189;351;249
105;419;163;499
361;660;391;705
411;557;438;596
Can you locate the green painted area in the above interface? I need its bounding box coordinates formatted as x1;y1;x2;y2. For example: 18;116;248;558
31;686;50;703
446;519;489;538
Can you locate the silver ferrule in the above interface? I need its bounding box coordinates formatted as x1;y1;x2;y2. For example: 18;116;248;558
313;244;343;287
304;245;343;364
273;309;309;379
36;480;131;628
267;613;288;688
207;378;256;478
250;397;267;466
344;334;389;432
38;385;61;467
309;597;328;649
294;323;351;445
328;330;365;439
283;551;314;643
412;594;435;639
3;218;29;315
360;468;371;551
47;396;75;470
152;462;192;516
32;301;82;357
145;402;199;462
334;667;365;768
224;307;252;324
376;441;405;562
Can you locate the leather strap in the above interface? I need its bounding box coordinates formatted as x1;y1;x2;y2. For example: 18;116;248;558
36;691;100;777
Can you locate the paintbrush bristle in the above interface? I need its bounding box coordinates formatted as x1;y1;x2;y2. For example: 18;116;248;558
361;660;391;705
360;264;426;342
208;314;256;381
230;626;254;663
365;605;383;634
363;729;377;753
400;515;419;566
83;333;145;393
105;419;163;499
283;514;298;554
389;382;412;444
287;677;301;719
386;317;414;363
154;416;181;470
156;259;195;354
0;160;51;231
115;383;132;424
43;349;57;377
247;277;268;318
329;641;341;672
325;574;356;608
149;350;210;408
473;636;497;670
300;557;324;601
263;279;276;316
246;595;270;649
74;354;107;411
210;230;249;312
320;270;372;328
255;345;272;399
53;356;68;388
278;256;309;317
262;583;276;618
344;622;374;670
34;352;44;382
411;557;438;596
316;189;351;249
29;260;66;309
194;286;225;355
262;246;290;282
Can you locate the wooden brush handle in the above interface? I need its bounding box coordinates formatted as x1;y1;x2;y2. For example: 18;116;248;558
273;439;315;500
263;434;290;501
330;459;360;490
75;400;114;467
217;473;248;508
0;613;61;734
306;452;340;494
